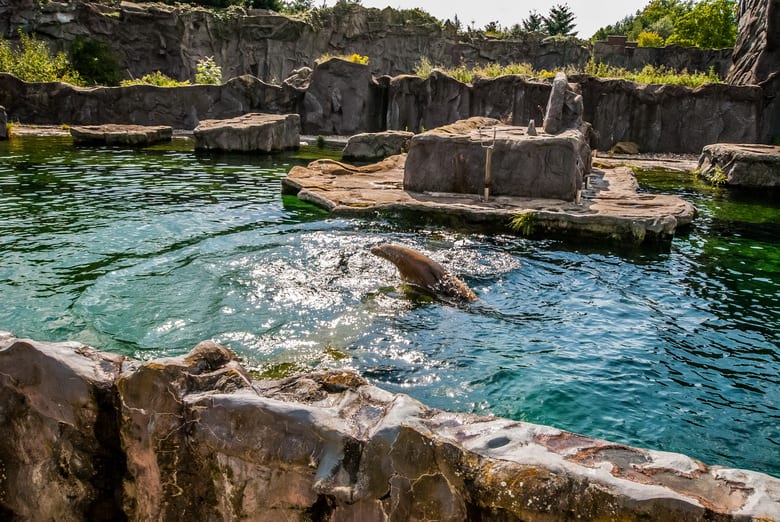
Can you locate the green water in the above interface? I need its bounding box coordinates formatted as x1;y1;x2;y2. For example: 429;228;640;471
1;136;778;477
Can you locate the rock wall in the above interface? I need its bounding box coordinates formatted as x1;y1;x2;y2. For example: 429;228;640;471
1;63;772;151
1;332;779;521
595;40;733;79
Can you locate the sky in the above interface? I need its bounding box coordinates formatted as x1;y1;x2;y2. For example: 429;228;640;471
323;0;650;39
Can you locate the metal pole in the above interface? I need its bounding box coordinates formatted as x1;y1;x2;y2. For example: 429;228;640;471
484;147;492;202
479;126;496;203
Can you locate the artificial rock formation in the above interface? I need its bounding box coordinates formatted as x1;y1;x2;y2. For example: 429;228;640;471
404;117;590;201
727;0;780;85
283;154;695;245
193;113;300;152
342;130;414;160
0;104;6;140
70;124;173;146
1;332;779;521
697;143;780;187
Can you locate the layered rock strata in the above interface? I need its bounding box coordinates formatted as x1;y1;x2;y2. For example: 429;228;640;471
1;332;779;521
193;113;300;152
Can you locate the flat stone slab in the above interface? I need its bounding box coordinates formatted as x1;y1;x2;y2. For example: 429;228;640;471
697;143;780;187
69;124;172;146
282;154;695;245
342;130;414;160
193;113;300;152
2;332;779;521
404;117;590;202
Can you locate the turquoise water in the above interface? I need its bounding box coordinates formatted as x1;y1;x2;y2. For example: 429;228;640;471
1;136;778;478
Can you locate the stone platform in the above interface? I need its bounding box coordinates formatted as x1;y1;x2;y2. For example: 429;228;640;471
193;113;300;152
1;333;778;521
69;124;173;146
697;143;780;187
282;154;695;245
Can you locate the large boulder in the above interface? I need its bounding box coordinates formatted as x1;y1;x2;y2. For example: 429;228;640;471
404;117;589;201
697;143;780;187
194;113;300;152
543;72;584;134
0;333;125;521
342;130;413;160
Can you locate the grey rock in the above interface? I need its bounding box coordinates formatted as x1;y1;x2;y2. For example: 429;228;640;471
283;66;312;91
70;124;172;146
527;119;537;136
697;142;780;187
404;117;588;201
342;130;413;160
193;113;300;152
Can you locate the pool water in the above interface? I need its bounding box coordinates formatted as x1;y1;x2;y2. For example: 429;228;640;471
1;136;778;477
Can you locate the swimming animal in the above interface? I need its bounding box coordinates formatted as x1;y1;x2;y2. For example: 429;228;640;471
370;243;477;302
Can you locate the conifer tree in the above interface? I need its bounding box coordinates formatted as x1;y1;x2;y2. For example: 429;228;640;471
544;3;578;36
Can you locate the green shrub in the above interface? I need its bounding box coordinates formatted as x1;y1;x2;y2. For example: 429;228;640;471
637;31;665;48
69;37;122;86
194;56;222;84
316;53;369;65
120;71;191;87
0;30;83;85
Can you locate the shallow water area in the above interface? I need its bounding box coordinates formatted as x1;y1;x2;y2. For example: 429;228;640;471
1;136;778;478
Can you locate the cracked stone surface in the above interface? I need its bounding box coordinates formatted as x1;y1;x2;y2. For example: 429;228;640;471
282;153;696;246
697;143;780;187
193;113;300;152
1;333;779;521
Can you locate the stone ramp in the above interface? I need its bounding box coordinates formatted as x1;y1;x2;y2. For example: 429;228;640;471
282;154;696;245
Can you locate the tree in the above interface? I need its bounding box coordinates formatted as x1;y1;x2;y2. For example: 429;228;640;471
666;0;737;48
544;3;577;37
522;10;544;32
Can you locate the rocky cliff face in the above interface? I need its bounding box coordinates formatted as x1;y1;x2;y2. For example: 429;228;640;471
1;332;779;521
0;0;591;83
727;0;780;85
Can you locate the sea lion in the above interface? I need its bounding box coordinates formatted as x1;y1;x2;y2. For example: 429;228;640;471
370;243;477;302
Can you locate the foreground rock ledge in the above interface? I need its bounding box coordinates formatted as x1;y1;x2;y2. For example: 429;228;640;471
0;332;778;521
282;154;695;246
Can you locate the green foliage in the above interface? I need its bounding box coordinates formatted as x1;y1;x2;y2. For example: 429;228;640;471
194;56;222;84
544;3;578;37
120;71;191;87
509;212;535;236
415;58;720;87
637;30;665;47
592;0;736;48
316;53;369;65
522;11;545;32
666;0;737;48
0;30;82;85
279;0;313;13
69;37;121;86
584;60;721;86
